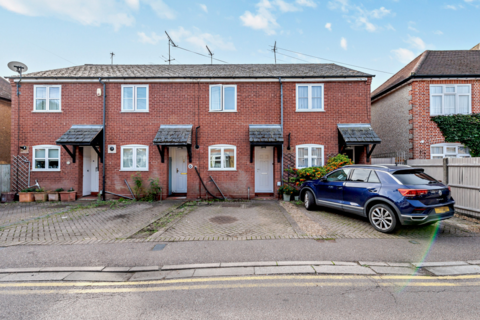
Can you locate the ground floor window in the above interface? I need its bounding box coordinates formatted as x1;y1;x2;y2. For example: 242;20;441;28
121;145;149;171
430;143;471;159
209;145;236;170
32;145;61;171
296;144;324;168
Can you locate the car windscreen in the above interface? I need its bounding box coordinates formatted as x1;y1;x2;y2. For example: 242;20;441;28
393;170;438;185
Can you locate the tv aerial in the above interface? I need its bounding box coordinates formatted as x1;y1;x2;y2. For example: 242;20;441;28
165;31;177;65
8;61;28;96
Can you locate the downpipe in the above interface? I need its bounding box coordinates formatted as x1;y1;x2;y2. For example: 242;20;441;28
99;78;106;201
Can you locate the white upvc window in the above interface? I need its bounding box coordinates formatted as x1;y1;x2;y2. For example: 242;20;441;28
209;85;237;112
296;144;324;168
32;145;61;171
33;85;61;112
121;85;149;112
296;84;324;112
208;145;236;170
430;143;471;159
121;145;149;171
430;84;471;116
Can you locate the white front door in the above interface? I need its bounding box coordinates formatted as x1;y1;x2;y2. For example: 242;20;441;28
255;146;274;193
83;147;92;196
83;147;99;196
172;147;188;193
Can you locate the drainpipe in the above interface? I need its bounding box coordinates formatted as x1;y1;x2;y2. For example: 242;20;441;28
279;77;283;186
99;78;106;201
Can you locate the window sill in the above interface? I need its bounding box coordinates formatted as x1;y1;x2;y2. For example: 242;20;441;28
209;110;237;113
32;111;62;113
208;169;237;171
121;111;149;113
295;110;325;112
120;169;149;172
32;169;61;172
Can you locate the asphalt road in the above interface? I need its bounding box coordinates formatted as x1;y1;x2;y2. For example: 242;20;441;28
2;236;480;268
1;274;479;319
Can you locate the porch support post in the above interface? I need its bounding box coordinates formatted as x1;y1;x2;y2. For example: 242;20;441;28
157;145;165;163
250;145;254;163
277;145;282;163
62;145;77;163
187;145;192;163
92;146;103;163
366;144;376;162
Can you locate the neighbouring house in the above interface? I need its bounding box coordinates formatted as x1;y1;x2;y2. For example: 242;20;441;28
0;77;11;164
7;63;379;199
371;45;480;160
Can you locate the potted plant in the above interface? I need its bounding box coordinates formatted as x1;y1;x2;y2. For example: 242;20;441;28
59;188;76;202
19;188;35;202
48;188;63;202
293;189;300;201
278;185;295;202
34;188;48;202
1;192;16;203
67;187;76;201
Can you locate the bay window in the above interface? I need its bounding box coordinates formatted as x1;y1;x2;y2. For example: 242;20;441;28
430;143;471;159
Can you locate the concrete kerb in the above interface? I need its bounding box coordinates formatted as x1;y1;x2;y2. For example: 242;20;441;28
1;261;480;282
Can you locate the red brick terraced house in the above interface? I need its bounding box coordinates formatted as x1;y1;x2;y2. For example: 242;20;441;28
371;47;480;160
0;77;11;164
7;64;379;200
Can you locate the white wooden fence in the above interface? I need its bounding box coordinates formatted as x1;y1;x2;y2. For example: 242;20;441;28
408;158;480;218
0;165;10;193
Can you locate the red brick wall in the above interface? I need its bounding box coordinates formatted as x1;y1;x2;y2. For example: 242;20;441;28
10;79;372;199
410;80;480;159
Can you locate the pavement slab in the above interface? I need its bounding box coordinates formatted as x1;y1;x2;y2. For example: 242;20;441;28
41;267;105;272
129;266;160;272
0;268;42;273
276;261;333;266
359;261;389;266
425;265;480;276
64;272;132;282
193;267;255;277
313;265;375;275
0;272;71;282
413;261;468;267
162;263;220;270
387;262;413;267
220;262;277;268
370;266;416;275
165;269;195;279
332;261;358;266
467;260;480;265
255;266;315;275
129;271;169;281
103;267;131;272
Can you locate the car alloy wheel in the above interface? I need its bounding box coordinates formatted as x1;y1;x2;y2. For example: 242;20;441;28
369;204;397;233
304;191;315;211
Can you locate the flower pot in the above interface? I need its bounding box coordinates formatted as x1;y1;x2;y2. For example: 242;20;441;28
59;192;73;202
1;192;16;203
19;192;35;203
48;192;59;202
294;196;299;201
68;191;77;201
34;192;48;202
283;194;291;202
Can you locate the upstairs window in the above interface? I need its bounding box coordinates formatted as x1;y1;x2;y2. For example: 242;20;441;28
430;85;471;116
34;85;61;112
122;85;149;112
32;145;60;171
209;145;236;170
209;85;237;112
121;145;149;171
430;143;471;159
296;144;324;168
296;84;324;111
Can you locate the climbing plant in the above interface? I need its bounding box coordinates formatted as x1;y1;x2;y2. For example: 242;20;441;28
432;113;480;157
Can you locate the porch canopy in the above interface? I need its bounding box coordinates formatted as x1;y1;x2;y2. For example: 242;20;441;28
249;124;283;163
153;125;193;163
337;123;381;162
56;125;103;163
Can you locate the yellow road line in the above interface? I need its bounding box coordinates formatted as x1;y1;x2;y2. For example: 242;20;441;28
1;274;480;288
1;281;480;295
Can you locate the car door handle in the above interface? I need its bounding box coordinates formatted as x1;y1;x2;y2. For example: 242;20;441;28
367;188;378;193
337;187;343;190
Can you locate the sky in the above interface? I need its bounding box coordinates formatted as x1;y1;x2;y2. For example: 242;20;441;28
0;0;479;90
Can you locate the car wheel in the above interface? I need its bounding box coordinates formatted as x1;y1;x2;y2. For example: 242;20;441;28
304;191;316;211
368;204;398;233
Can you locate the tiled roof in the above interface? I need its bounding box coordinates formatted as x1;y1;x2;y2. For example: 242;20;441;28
0;77;11;101
9;64;372;79
153;125;193;145
372;50;480;99
338;124;381;145
56;125;103;145
249;125;283;143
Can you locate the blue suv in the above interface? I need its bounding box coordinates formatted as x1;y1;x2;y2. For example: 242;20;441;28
299;165;455;233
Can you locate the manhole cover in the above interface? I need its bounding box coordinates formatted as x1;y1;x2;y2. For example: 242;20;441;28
209;216;239;224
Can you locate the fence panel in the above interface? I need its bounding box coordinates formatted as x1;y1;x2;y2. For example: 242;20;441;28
0;165;10;193
448;158;480;218
407;159;444;181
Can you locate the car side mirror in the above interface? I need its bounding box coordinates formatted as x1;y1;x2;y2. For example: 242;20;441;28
320;177;327;182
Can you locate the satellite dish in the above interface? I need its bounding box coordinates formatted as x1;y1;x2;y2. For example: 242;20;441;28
7;61;28;74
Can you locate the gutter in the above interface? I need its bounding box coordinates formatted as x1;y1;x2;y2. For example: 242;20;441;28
7;75;374;80
99;78;106;201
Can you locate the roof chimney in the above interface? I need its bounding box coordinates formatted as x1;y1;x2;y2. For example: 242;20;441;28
471;43;480;50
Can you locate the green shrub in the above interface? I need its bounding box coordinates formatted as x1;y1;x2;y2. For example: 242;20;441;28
432;114;480;157
55;188;64;192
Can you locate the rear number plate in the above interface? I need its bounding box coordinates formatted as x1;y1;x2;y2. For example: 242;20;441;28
435;206;449;214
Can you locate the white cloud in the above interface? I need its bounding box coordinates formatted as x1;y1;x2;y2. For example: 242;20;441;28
240;0;315;35
328;0;393;32
445;4;458;10
385;23;396;31
0;0;175;30
138;31;165;44
406;35;426;50
296;0;317;7
340;37;347;50
166;27;236;51
434;30;443;35
391;48;415;64
408;21;418;32
325;22;332;31
199;3;208;13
